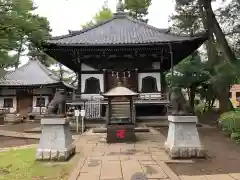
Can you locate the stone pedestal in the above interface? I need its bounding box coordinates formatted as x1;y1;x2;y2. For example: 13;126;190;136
164;116;206;159
36;117;76;161
107;124;136;143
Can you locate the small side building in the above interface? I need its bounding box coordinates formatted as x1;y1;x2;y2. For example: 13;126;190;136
0;58;75;122
230;84;240;107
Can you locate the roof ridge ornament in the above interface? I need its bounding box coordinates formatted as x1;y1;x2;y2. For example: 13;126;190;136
114;0;128;18
116;0;124;12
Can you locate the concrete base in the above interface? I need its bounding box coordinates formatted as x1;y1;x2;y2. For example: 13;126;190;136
164;116;206;159
36;117;76;161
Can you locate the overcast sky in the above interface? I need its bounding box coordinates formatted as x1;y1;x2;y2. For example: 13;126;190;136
33;0;176;36
18;0;227;65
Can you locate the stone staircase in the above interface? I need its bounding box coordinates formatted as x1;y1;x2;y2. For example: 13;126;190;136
111;103;131;118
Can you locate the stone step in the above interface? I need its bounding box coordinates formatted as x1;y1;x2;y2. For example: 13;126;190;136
112;109;130;112
112;115;130;118
112;106;129;110
112;107;130;110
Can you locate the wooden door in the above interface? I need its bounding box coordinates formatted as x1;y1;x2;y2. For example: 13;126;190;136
106;71;137;91
17;90;33;117
106;71;137;102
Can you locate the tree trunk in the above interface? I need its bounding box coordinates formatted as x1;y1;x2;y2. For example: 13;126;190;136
189;86;196;114
216;86;233;113
210;97;216;108
200;0;237;66
199;0;233;112
15;37;24;69
58;63;63;81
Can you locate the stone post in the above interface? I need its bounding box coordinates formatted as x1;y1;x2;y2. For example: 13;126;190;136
164;116;206;158
36;117;76;161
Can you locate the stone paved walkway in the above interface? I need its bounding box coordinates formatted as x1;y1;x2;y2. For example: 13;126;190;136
69;128;180;180
0;129;79;139
69;128;240;180
1;127;240;180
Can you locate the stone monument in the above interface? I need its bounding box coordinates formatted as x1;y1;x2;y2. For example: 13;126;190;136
164;87;206;158
36;89;76;161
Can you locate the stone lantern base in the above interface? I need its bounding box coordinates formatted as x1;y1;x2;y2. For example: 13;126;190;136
164;116;206;159
36;117;76;161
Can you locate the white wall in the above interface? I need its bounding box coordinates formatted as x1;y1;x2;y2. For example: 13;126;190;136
0;89;16;113
138;73;161;92
32;95;49;113
0;96;17;113
0;88;53;114
81;74;104;93
81;63;97;71
32;96;49;107
32;88;52;113
80;64;104;99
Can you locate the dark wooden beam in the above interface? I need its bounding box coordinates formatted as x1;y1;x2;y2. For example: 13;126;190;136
160;72;167;94
135;69;139;93
77;60;82;95
80;69;162;74
103;69;108;93
81;70;103;74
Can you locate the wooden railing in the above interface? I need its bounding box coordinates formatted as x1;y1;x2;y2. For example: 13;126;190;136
138;93;169;101
0;108;10;114
66;92;169;102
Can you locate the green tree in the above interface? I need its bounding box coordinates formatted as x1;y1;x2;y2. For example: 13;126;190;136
0;0;52;68
175;0;238;70
81;0;152;28
167;53;209;111
81;1;113;29
124;0;152;22
172;0;240;112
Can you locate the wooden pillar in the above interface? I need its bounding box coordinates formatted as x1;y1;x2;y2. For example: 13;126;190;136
160;71;167;96
77;61;82;95
103;69;108;93
129;97;133;124
135;68;138;92
108;98;112;124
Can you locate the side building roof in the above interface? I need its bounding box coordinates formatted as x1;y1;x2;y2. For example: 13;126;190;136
0;59;76;89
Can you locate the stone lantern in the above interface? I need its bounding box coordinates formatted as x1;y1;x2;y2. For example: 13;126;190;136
103;84;138;143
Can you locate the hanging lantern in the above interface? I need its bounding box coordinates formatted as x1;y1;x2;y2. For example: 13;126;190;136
128;71;131;78
112;71;114;77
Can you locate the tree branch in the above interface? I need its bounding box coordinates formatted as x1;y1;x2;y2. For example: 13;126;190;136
225;29;240;36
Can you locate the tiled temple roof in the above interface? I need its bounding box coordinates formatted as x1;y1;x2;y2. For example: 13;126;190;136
0;58;75;89
46;13;206;46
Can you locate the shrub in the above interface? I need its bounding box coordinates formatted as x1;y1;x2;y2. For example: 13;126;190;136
219;110;240;140
194;102;205;115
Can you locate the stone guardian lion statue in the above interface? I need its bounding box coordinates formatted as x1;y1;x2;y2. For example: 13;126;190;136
46;89;66;115
169;87;191;116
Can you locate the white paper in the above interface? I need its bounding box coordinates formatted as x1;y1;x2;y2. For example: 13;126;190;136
80;109;86;117
74;109;80;117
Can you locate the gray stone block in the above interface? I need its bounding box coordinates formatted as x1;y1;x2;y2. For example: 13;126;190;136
36;117;76;161
42;149;51;160
165;116;206;159
36;149;43;160
50;150;59;161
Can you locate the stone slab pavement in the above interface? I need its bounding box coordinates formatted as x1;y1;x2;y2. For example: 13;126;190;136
0;129;79;140
1;127;239;180
68;128;240;180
